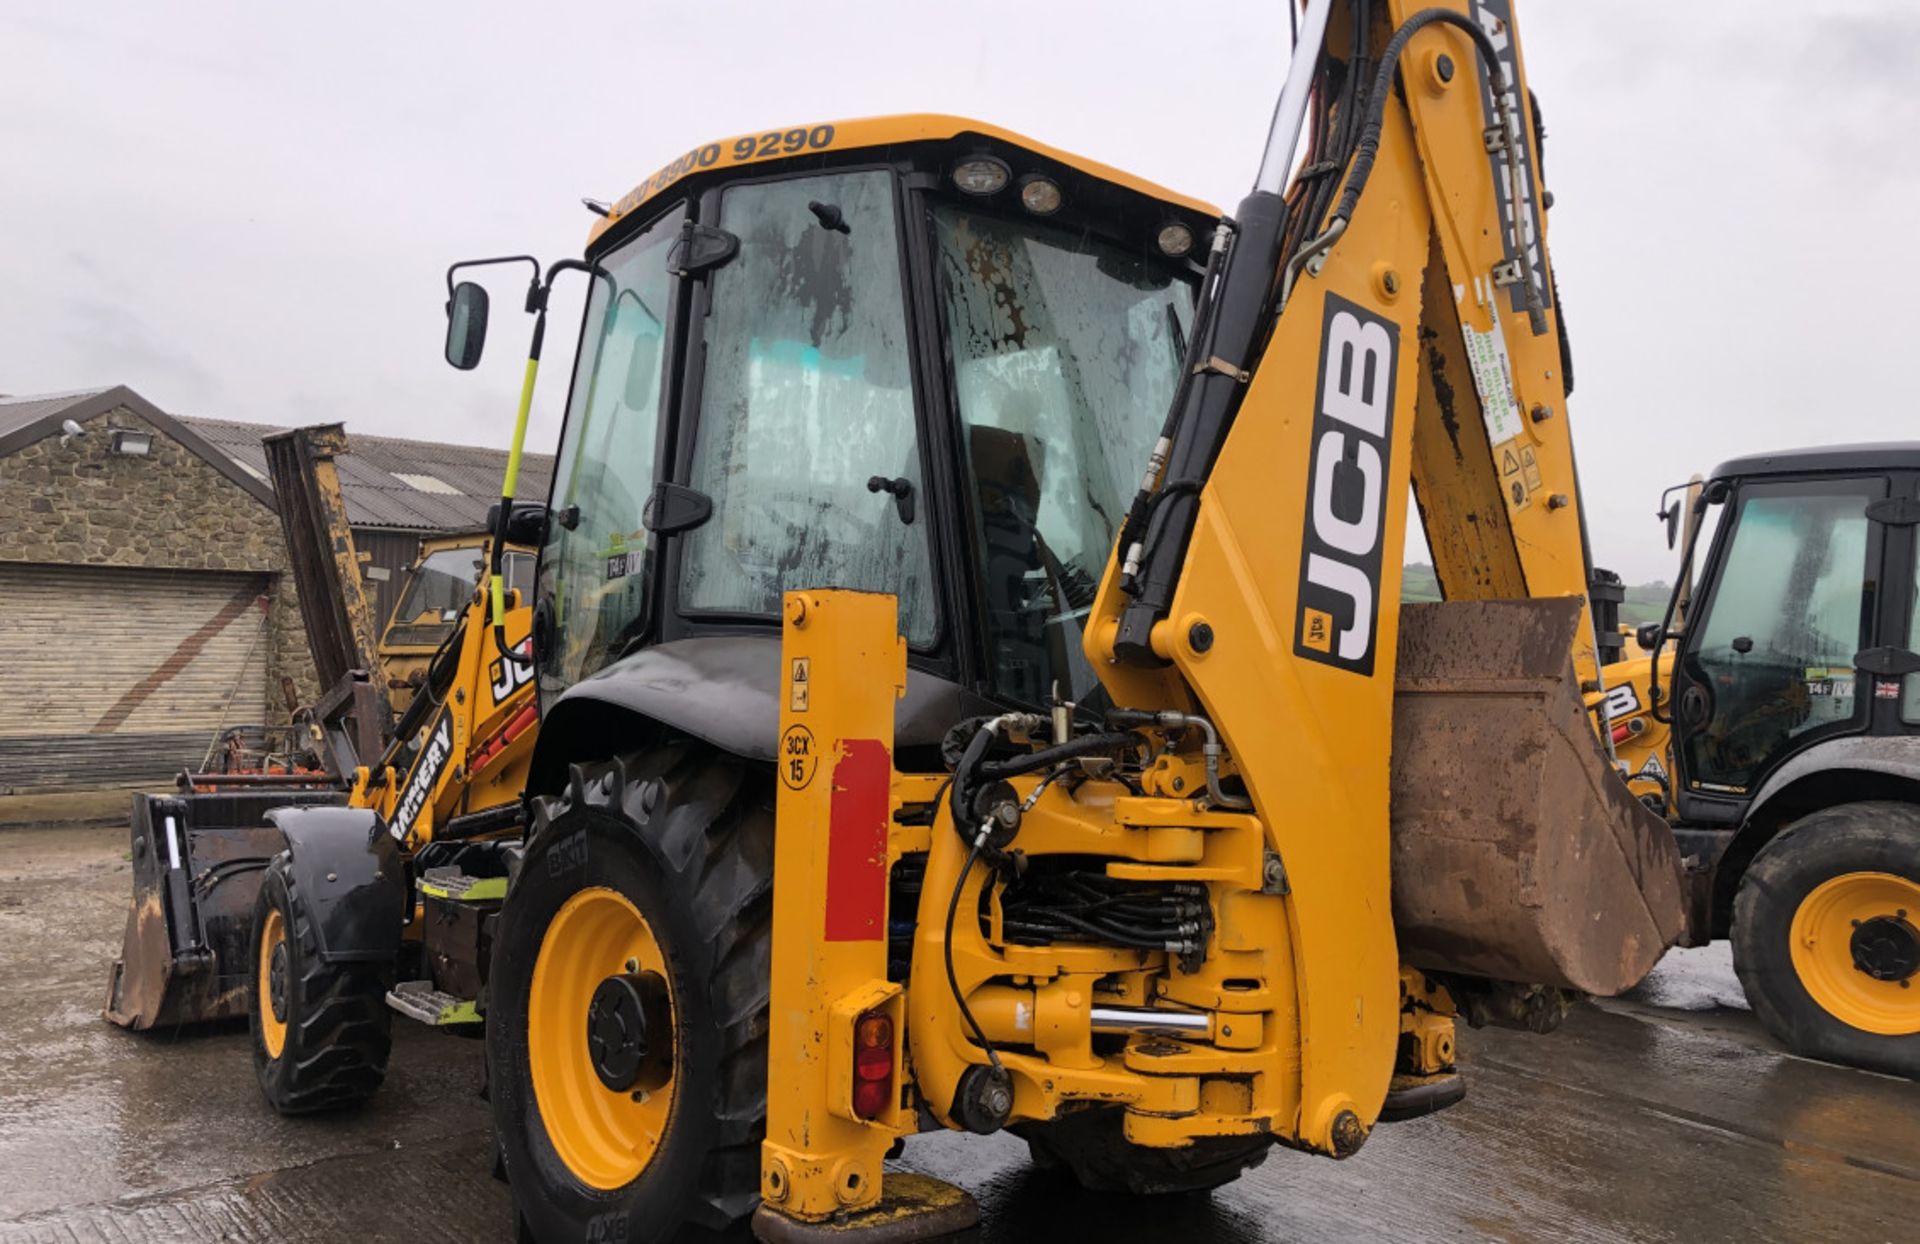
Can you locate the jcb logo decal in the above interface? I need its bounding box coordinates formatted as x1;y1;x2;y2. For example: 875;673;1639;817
1294;293;1397;676
1601;681;1640;720
488;637;535;706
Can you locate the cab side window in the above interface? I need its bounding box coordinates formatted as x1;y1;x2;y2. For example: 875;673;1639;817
1683;480;1882;789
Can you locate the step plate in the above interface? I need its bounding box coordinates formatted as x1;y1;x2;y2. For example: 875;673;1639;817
385;981;478;1026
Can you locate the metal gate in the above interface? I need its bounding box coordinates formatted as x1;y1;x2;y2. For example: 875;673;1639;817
0;564;273;791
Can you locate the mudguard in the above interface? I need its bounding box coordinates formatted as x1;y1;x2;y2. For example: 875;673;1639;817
1746;736;1920;824
530;635;994;795
267;805;407;963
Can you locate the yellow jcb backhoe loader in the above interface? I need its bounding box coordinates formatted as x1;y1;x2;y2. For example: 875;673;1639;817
434;1;1686;1236
104;424;541;1113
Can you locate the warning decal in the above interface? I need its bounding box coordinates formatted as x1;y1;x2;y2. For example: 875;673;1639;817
1520;446;1543;492
789;657;811;712
1498;439;1531;510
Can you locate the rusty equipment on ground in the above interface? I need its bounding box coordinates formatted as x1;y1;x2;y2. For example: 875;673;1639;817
104;424;540;1115
429;1;1692;1237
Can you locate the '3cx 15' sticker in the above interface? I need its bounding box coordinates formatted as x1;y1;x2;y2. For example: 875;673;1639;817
1294;292;1398;677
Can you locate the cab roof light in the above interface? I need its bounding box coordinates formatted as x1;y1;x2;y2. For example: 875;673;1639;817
1156;222;1195;258
951;156;1011;196
1018;175;1063;216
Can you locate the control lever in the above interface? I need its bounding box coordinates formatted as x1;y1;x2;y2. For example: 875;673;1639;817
867;475;915;525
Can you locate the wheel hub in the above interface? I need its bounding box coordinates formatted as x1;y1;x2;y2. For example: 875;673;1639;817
268;941;290;1023
586;971;669;1092
1850;912;1919;984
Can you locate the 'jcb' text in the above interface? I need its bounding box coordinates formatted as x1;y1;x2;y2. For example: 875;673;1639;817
1294;292;1398;676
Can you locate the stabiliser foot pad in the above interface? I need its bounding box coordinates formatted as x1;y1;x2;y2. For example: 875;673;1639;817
1378;1072;1467;1122
752;1173;980;1243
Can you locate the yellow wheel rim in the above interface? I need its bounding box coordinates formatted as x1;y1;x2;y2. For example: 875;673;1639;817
258;906;288;1059
1789;871;1920;1036
529;886;677;1191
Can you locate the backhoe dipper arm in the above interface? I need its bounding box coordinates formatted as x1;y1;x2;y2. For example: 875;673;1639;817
1085;0;1637;1149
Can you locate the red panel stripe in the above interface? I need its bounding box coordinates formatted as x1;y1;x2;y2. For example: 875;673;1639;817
824;738;889;942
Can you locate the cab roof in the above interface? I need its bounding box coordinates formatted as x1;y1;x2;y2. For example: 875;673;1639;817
590;112;1218;247
1711;443;1920;481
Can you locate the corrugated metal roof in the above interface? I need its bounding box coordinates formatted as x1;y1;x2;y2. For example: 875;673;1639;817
0;389;112;442
180;416;555;532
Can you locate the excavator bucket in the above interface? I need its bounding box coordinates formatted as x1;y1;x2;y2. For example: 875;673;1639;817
105;789;342;1029
1389;598;1686;996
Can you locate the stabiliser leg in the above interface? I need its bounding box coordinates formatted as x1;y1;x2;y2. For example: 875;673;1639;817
751;590;979;1243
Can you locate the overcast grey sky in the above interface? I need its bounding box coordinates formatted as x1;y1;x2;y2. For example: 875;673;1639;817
3;1;1915;582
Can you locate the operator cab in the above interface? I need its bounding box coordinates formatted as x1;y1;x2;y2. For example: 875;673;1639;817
461;117;1216;765
1650;443;1920;826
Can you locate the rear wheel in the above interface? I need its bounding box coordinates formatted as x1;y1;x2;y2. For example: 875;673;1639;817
489;743;774;1241
1732;801;1920;1078
250;852;393;1113
1017;1109;1272;1195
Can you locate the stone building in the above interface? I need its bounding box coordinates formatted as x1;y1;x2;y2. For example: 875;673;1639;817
0;387;315;790
0;385;553;792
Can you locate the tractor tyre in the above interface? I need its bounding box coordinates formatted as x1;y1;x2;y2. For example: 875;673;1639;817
489;742;774;1242
250;851;393;1113
1017;1108;1273;1196
1732;801;1920;1079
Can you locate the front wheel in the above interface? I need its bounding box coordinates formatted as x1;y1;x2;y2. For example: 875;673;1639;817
250;852;393;1113
1732;801;1920;1078
488;744;774;1241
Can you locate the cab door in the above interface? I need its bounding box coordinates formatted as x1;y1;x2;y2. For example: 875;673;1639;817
1672;475;1888;820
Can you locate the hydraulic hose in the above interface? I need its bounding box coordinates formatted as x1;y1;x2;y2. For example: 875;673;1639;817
1294;7;1546;336
975;732;1141;782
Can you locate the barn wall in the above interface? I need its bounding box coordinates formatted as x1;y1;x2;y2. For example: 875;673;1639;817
0;404;320;729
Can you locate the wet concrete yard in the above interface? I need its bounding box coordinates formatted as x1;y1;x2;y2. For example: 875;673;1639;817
4;824;1917;1242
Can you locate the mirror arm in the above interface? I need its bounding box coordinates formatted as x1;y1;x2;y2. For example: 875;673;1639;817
446;254;540;298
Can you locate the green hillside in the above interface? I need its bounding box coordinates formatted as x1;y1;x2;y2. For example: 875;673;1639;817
1401;563;1671;623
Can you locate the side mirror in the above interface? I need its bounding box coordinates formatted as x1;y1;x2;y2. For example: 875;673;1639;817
1634;622;1662;653
1663;505;1680;550
445;281;490;370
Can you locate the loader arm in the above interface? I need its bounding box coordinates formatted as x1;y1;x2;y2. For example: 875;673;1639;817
1083;0;1683;1144
262;424;392;772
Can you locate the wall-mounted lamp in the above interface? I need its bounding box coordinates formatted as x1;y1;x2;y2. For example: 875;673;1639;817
109;429;153;457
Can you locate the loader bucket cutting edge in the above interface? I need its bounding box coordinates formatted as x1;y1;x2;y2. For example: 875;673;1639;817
1389;598;1687;996
104;789;344;1030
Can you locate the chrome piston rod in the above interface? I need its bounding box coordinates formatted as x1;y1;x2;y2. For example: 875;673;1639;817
1253;0;1336;196
1089;1006;1212;1036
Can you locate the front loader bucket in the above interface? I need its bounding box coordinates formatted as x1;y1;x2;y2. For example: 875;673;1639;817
104;789;344;1030
1389;599;1686;996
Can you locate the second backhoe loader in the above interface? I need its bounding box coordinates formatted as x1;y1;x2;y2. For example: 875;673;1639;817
1594;450;1920;1079
432;0;1685;1237
104;423;541;1114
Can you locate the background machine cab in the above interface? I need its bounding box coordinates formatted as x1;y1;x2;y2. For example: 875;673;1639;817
1620;443;1920;1077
